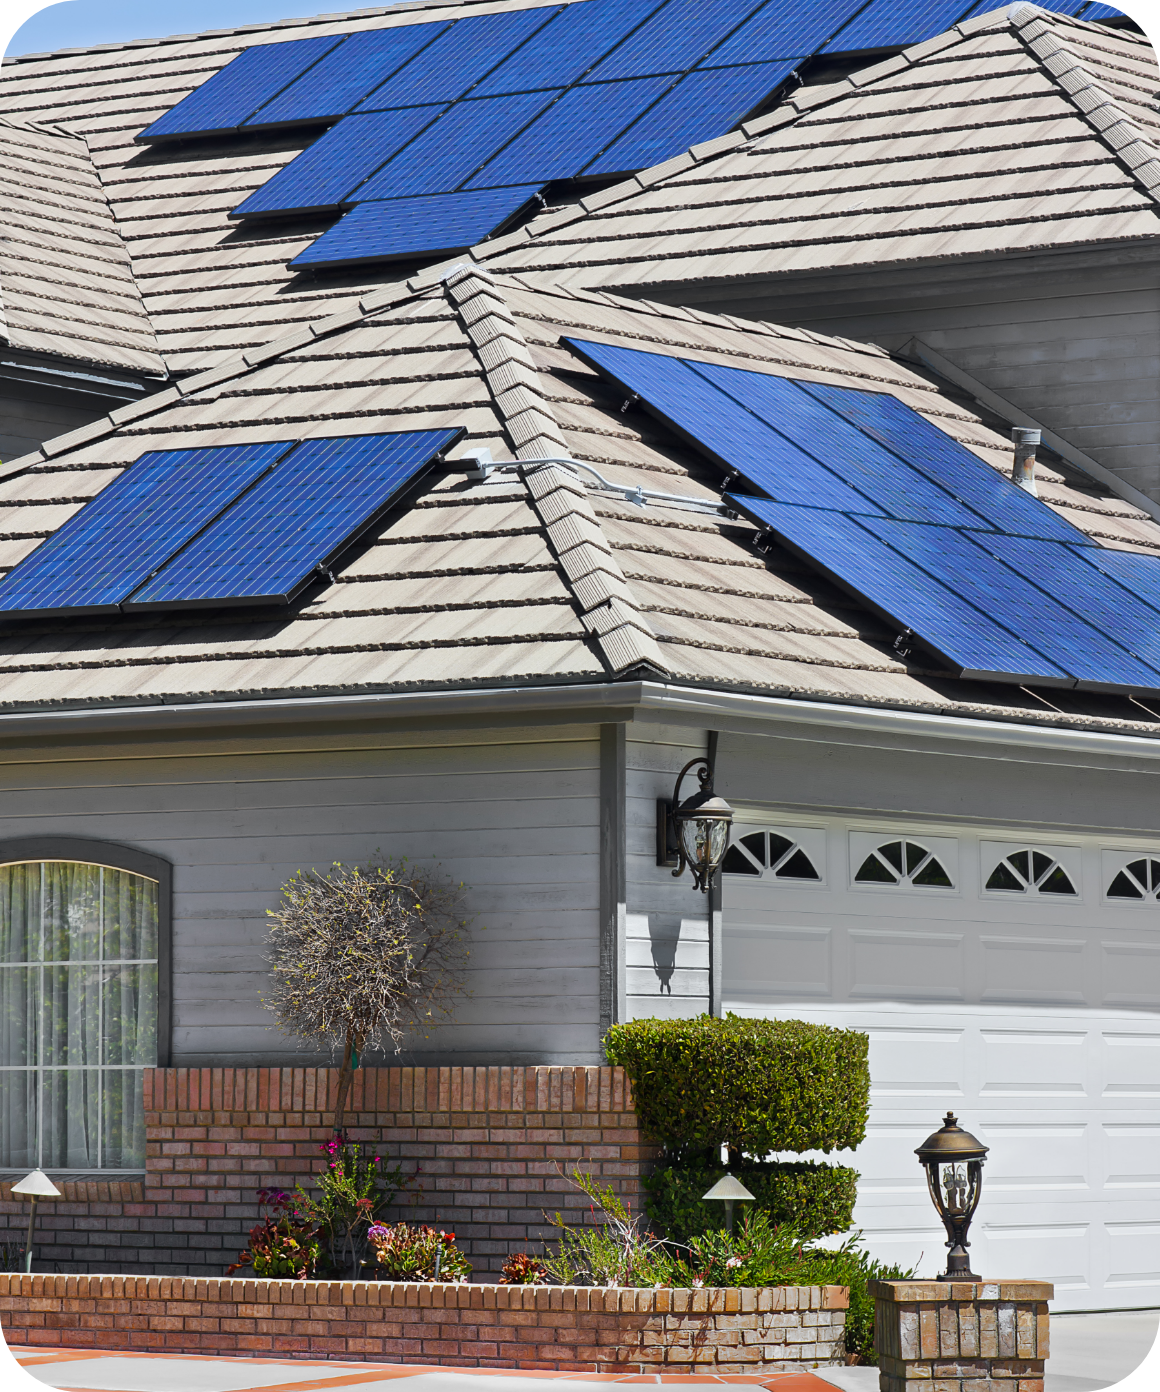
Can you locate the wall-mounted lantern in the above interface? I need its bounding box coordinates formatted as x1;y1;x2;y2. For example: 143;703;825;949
915;1111;988;1280
11;1169;61;1274
702;1171;755;1235
656;757;734;892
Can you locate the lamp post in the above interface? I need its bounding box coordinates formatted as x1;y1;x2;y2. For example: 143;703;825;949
915;1111;988;1280
657;757;734;892
702;1171;755;1235
11;1170;61;1274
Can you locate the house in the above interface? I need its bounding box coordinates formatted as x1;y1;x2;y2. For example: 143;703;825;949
0;0;1154;1309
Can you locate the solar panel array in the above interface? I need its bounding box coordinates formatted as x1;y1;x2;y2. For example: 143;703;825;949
566;337;1160;695
0;429;462;619
138;0;1125;268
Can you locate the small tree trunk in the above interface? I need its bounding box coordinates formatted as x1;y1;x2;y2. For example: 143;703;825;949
332;1029;361;1138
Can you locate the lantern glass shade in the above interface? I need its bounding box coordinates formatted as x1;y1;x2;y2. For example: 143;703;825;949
679;813;730;875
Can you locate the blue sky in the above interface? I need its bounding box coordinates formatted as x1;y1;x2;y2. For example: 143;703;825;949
3;1;333;56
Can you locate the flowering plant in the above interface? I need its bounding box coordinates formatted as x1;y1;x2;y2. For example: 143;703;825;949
227;1188;321;1280
367;1221;472;1282
500;1251;549;1285
295;1140;405;1278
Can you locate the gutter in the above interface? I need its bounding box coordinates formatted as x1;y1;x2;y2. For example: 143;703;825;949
2;679;1160;765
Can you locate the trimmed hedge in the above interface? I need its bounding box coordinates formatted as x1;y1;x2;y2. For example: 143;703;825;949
604;1013;869;1156
644;1158;858;1242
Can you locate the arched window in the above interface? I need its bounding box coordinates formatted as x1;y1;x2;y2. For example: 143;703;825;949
722;829;820;880
1107;857;1160;901
855;839;953;888
986;849;1076;896
0;838;169;1173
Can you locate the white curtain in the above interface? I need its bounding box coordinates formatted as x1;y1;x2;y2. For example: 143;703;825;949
0;863;157;1170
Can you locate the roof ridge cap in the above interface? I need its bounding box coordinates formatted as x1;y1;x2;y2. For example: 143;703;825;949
442;266;670;678
1012;2;1160;207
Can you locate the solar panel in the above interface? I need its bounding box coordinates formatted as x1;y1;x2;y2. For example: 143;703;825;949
568;337;901;511
795;379;1092;544
583;60;797;175
727;494;1071;684
244;23;451;128
354;7;560;111
231;107;446;219
586;0;766;79
288;186;543;268
467;75;674;188
474;0;662;95
1077;546;1160;613
862;516;1160;689
127;430;463;610
823;0;976;52
139;36;345;141
353;92;560;200
0;442;293;617
1076;2;1127;19
700;0;864;64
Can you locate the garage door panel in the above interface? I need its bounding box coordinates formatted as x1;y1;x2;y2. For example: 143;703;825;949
1102;1030;1160;1097
728;924;831;996
850;928;964;999
1103;1121;1160;1190
979;1028;1087;1097
980;936;1088;1004
1101;941;1160;1007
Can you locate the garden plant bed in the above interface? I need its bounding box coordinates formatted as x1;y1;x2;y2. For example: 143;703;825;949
0;1275;849;1371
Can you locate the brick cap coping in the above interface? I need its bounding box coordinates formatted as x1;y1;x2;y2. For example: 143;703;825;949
869;1279;1054;1302
0;1274;848;1313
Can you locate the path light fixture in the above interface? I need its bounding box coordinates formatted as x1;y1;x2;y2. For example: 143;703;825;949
702;1171;755;1235
657;757;734;892
916;1111;989;1280
11;1169;61;1274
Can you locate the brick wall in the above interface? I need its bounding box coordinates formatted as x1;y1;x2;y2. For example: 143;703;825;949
0;1274;849;1371
0;1067;656;1279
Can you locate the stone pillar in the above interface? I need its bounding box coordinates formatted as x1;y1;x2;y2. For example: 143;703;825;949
871;1279;1053;1392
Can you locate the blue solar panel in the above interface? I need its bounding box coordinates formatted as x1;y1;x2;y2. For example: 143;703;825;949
587;0;765;79
727;495;1071;683
701;0;864;64
139;36;344;141
354;92;559;200
0;442;292;617
583;60;797;174
232;107;445;218
475;0;662;95
565;337;885;512
467;75;672;188
863;516;1160;689
288;187;542;267
128;430;462;609
244;24;451;128
1073;546;1160;615
823;0;976;52
796;380;1092;544
354;8;561;111
1076;2;1127;19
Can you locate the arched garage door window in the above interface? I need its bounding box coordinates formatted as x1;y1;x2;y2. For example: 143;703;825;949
0;839;169;1173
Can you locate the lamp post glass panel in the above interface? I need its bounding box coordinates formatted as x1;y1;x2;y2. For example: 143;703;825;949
669;757;734;892
915;1111;988;1280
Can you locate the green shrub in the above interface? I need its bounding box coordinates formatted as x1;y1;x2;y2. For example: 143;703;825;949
644;1157;857;1241
604;1013;869;1156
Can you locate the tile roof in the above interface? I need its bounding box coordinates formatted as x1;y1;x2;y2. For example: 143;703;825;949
479;5;1160;292
0;115;163;375
0;264;1157;739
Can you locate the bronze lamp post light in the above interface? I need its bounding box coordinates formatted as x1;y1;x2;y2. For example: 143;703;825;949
657;757;734;892
916;1111;989;1280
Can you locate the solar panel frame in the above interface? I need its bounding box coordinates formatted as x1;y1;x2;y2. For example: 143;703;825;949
243;23;452;129
288;187;542;267
137;36;345;142
126;428;465;610
0;441;295;618
726;494;1073;685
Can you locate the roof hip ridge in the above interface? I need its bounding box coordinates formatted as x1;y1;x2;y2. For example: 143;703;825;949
442;264;670;680
1011;2;1160;206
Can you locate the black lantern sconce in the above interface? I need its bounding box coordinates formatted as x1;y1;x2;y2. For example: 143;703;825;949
915;1111;989;1280
656;757;734;892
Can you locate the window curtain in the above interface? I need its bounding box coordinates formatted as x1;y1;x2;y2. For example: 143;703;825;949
0;862;157;1170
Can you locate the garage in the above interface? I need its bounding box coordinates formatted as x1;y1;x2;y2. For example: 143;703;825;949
722;809;1160;1310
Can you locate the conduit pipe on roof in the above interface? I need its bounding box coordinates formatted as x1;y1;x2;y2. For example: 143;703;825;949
455;448;729;515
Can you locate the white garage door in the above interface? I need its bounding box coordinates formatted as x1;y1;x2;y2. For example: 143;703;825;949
721;812;1160;1311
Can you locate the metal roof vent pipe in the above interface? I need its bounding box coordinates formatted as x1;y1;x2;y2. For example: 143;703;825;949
1011;427;1041;496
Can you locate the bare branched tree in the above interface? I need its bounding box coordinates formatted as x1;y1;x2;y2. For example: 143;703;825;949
263;859;470;1135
